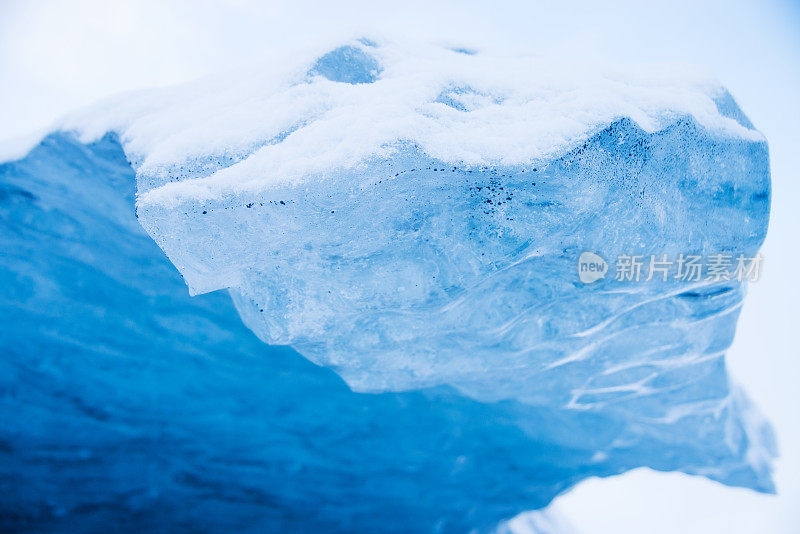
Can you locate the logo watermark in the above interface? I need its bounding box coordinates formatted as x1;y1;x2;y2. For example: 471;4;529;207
577;251;609;284
578;252;763;284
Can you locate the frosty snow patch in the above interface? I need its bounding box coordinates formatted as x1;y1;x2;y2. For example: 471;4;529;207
49;38;765;207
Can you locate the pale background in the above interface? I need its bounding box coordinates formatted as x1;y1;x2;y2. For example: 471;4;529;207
1;1;798;531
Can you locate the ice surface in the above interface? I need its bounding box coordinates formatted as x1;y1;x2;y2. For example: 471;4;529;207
0;39;774;532
0;132;775;533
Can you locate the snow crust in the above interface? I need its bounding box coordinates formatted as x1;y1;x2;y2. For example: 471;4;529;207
54;38;761;207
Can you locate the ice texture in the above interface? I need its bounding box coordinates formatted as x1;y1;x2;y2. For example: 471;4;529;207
0;39;774;532
117;40;770;403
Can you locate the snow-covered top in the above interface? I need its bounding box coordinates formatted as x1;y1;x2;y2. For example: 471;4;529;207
55;38;760;206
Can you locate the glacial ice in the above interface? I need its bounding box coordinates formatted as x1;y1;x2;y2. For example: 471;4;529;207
114;40;770;404
0;39;774;532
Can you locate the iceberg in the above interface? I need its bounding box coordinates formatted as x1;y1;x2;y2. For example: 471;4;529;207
0;39;774;532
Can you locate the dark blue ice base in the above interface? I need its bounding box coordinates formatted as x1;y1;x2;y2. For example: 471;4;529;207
0;133;772;533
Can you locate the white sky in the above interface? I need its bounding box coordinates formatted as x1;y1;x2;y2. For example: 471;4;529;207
1;1;798;532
